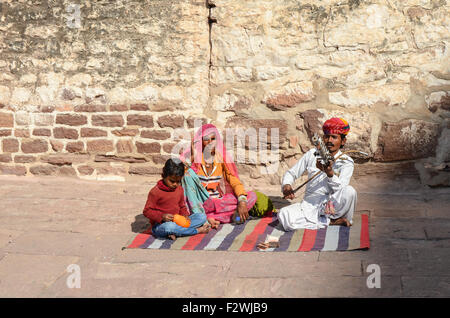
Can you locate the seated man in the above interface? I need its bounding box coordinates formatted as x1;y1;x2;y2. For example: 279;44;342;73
278;118;357;231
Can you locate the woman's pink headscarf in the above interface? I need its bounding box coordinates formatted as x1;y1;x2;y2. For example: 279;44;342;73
180;124;239;179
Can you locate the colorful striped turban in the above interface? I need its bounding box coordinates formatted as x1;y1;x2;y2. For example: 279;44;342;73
322;118;350;136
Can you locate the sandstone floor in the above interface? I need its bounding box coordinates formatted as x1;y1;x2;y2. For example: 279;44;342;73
0;174;449;298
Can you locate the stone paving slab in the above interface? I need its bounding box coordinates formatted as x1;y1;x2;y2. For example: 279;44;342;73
0;253;79;297
224;276;403;298
42;256;230;297
0;228;24;249
370;219;429;240
228;258;362;278
427;207;450;218
0;175;449;297
424;225;450;240
401;276;450;298
112;250;320;271
408;248;450;262
40;256;97;297
317;247;410;262
361;259;450;277
4;230;131;260
372;208;427;218
388;238;450;249
45;276;230;298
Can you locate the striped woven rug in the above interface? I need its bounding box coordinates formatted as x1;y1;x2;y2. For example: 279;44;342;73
125;212;370;252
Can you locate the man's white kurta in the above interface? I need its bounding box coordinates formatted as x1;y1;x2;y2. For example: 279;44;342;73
278;148;357;231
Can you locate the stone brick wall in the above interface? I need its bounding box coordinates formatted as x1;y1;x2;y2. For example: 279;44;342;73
0;0;449;185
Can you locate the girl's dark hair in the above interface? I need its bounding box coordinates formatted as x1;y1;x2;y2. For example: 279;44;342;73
162;158;185;178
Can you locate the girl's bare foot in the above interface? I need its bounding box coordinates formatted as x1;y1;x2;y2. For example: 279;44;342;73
329;217;351;227
207;217;220;229
168;234;177;241
196;223;211;234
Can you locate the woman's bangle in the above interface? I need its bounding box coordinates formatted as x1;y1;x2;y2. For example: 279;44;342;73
238;195;247;203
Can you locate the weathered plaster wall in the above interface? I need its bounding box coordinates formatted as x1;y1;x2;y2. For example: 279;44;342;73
0;0;449;185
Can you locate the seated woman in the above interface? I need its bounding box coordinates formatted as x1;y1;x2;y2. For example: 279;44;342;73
180;124;257;229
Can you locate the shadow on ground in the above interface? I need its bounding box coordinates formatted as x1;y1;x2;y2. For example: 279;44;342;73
131;214;150;233
269;195;292;211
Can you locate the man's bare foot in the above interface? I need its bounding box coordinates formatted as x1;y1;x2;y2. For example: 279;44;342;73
329;217;351;227
207;217;220;229
168;234;177;241
196;223;211;234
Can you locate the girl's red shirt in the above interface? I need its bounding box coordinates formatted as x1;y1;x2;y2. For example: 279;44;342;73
142;180;189;226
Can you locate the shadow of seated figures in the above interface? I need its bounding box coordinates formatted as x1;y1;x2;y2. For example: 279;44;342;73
131;214;150;233
269;195;292;210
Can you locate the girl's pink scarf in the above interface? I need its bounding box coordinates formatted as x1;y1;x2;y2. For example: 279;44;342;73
180;124;239;179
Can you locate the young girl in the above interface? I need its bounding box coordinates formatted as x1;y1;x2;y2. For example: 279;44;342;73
143;158;210;240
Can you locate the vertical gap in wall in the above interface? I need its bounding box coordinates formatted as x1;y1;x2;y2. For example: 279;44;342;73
207;1;217;85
